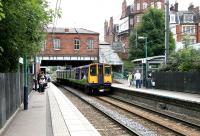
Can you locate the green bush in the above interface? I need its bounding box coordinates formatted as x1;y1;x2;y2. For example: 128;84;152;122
160;47;200;72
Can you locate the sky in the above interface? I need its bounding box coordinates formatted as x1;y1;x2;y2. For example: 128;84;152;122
48;0;200;40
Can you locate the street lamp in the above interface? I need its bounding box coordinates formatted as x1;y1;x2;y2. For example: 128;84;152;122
138;36;148;87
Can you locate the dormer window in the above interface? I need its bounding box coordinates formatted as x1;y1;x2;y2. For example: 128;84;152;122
170;14;176;23
184;14;193;23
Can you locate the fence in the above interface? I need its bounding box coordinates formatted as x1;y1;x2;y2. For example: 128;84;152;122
153;72;200;94
0;73;33;129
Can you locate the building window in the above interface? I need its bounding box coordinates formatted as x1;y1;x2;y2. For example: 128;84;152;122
136;15;140;23
143;2;147;10
130;18;134;25
157;2;162;9
184;14;193;23
116;25;119;32
151;2;154;8
53;39;60;49
191;38;196;44
137;3;140;10
170;14;176;23
182;25;195;34
74;39;80;50
87;39;94;50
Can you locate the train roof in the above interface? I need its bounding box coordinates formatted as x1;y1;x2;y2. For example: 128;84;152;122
56;63;111;71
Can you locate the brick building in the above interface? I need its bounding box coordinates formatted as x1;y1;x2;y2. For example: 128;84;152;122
39;27;99;66
169;3;200;50
133;0;164;24
104;0;165;59
104;17;119;44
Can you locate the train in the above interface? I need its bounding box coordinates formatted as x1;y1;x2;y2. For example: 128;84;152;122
56;63;112;94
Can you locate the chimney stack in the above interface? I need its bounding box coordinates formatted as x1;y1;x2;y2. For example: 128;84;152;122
188;3;194;11
174;2;178;12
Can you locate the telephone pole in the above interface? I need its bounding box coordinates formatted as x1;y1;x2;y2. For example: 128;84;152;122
165;0;170;65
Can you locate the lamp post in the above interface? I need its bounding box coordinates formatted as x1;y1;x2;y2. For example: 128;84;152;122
138;36;148;87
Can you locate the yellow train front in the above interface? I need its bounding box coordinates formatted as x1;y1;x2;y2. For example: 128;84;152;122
56;63;112;94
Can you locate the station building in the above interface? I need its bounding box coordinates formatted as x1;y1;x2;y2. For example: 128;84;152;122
36;27;99;73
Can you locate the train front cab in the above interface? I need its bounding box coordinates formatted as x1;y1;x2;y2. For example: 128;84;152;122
88;63;112;93
103;64;112;91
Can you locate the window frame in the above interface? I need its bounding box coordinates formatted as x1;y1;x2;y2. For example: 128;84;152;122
87;39;94;50
182;25;196;34
170;14;176;23
74;39;80;50
184;14;193;23
136;15;140;23
137;3;140;10
53;38;60;50
143;2;147;10
157;2;162;9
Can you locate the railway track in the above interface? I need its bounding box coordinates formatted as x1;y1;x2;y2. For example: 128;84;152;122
97;96;200;136
55;85;133;136
54;83;192;136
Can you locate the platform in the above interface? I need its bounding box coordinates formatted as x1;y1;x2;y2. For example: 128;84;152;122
112;83;200;104
2;83;100;136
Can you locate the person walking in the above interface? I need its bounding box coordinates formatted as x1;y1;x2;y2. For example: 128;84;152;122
127;72;132;87
134;70;141;88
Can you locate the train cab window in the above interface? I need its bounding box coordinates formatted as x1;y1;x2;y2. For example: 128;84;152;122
90;65;97;76
105;66;111;75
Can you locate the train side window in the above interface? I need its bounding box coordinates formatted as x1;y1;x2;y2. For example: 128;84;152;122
105;66;111;75
90;65;96;76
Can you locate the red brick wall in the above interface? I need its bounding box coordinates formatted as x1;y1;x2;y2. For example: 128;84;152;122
197;23;200;43
41;33;99;57
133;0;165;25
176;25;182;42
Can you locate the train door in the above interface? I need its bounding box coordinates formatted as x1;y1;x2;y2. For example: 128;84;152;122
98;64;103;85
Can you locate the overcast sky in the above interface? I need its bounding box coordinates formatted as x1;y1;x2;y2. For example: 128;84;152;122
48;0;200;40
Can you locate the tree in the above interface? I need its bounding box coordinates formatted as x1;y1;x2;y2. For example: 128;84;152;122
0;1;4;56
0;0;53;72
128;8;175;60
159;47;200;72
0;1;5;20
181;34;190;49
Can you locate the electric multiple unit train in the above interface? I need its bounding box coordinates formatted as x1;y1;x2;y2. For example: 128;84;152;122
56;63;112;94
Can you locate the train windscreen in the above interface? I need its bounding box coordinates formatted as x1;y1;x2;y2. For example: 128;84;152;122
90;65;97;76
104;66;111;75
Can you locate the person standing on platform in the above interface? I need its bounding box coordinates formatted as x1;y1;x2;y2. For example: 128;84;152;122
127;72;132;87
134;70;141;88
